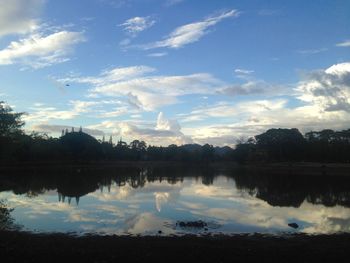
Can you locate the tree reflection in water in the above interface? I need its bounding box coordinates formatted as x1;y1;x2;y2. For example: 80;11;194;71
1;165;350;208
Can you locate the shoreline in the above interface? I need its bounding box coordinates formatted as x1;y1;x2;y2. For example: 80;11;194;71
1;230;350;262
1;161;350;176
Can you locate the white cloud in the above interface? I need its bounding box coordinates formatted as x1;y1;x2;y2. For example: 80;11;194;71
140;9;239;49
0;0;44;37
91;73;219;110
156;112;181;132
24;106;79;122
147;52;168;57
297;48;328;55
296;62;350;112
59;66;156;86
0;30;86;68
183;99;287;120
179;62;350;146
31;124;105;136
86;112;192;145
336;40;350;47
60;66;221;111
234;68;254;75
24;99;126;124
217;80;285;97
120;16;156;36
50;62;350;146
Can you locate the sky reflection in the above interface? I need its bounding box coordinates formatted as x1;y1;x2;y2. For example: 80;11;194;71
1;171;350;235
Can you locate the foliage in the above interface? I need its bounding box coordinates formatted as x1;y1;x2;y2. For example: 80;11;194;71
0;101;25;137
0;200;15;230
2;101;350;163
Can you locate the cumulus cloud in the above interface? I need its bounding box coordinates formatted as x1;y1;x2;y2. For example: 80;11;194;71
118;112;192;145
156;112;181;132
180;62;350;146
86;112;192;145
140;9;239;49
120;16;156;36
50;62;350;146
0;0;44;37
0;30;86;68
296;62;350;112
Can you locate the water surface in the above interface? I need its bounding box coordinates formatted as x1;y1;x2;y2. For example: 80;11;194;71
1;165;350;235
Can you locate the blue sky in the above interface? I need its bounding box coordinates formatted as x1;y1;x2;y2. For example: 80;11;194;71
0;0;350;146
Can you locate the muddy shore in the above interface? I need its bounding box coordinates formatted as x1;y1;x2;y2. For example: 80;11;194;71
1;230;350;262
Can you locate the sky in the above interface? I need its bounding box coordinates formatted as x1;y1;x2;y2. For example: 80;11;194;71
0;0;350;146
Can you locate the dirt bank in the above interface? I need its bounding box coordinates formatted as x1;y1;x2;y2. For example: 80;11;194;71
1;230;350;263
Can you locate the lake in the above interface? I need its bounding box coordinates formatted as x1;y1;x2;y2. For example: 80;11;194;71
1;164;350;235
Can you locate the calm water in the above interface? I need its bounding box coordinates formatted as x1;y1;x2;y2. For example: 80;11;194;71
1;165;350;235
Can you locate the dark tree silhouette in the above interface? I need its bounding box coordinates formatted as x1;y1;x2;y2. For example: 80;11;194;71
60;132;102;160
254;128;306;161
2;101;350;164
0;101;25;137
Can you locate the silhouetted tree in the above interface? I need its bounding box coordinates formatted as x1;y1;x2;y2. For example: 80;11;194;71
0;101;25;137
254;128;306;161
60;132;102;160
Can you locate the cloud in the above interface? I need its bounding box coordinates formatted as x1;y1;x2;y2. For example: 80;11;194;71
184;99;287;120
59;66;156;86
147;52;168;57
140;9;239;49
234;68;254;75
60;65;221;110
0;30;86;68
297;48;328;55
24;99;126;124
0;0;44;38
217;80;284;97
49;62;350;147
156;112;181;132
296;62;350;112
119;112;192;145
87;112;192;145
119;16;156;36
336;40;350;47
31;124;105;136
24;107;79;122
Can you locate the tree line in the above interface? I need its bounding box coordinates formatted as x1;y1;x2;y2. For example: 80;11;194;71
234;128;350;163
2;101;350;163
